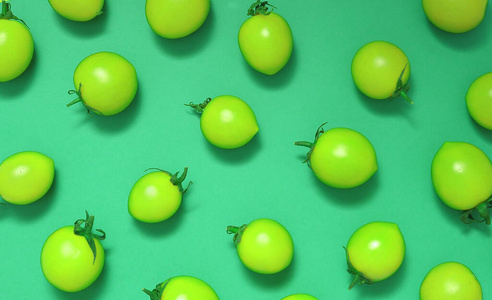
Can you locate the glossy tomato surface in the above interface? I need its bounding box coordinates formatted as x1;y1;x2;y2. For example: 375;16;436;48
422;0;488;33
48;0;104;22
0;18;33;82
144;276;219;300
282;294;319;300
466;72;492;130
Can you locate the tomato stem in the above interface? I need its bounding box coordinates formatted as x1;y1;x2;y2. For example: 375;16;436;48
247;0;276;16
66;83;102;115
143;278;170;300
226;224;248;245
185;98;211;113
295;122;327;167
390;65;413;104
0;0;28;27
73;211;106;264
460;197;492;225
343;246;373;289
144;167;193;194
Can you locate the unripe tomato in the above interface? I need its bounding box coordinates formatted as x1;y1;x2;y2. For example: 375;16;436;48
143;275;219;300
48;0;104;22
282;294;319;300
466;72;492;130
422;0;488;33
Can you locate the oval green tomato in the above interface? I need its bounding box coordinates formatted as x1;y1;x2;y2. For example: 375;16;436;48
431;142;492;210
422;0;488;33
0;151;54;205
346;221;405;288
144;275;219;300
420;262;482;300
227;218;294;274
466;72;492;130
145;0;210;39
48;0;104;22
69;52;138;116
282;294;319;300
128;168;191;223
0;6;34;82
238;11;293;75
351;41;411;102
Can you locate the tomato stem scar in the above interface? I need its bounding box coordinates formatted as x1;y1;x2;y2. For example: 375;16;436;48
185;97;211;113
247;0;276;16
226;224;248;245
73;211;106;264
144;167;193;194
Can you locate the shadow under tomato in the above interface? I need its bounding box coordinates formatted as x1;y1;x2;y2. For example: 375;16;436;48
355;83;414;119
206;132;262;165
54;1;108;38
245;44;297;90
0;50;38;99
469;115;492;143
152;7;215;58
242;253;296;290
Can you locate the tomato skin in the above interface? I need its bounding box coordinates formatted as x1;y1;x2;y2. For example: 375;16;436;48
145;0;210;39
238;12;293;75
346;222;405;284
144;276;218;300
40;225;105;292
48;0;104;22
231;218;293;274
466;72;492;130
420;262;482;300
422;0;488;33
431;142;492;210
308;127;377;189
282;294;318;300
0;19;34;82
72;52;138;116
0;151;54;205
351;41;410;100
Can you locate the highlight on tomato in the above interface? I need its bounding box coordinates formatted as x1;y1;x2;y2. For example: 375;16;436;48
41;211;106;292
420;262;482;300
422;0;488;33
466;72;492;130
431;141;492;225
227;218;293;274
66;52;138;116
48;0;104;22
238;0;293;75
145;0;210;39
185;95;259;149
0;0;34;82
345;221;405;289
351;40;413;103
0;151;54;205
295;123;377;189
128;167;192;223
143;275;219;299
282;294;319;300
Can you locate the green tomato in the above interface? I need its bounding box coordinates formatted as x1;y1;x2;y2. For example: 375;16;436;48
422;0;488;33
186;96;259;149
351;40;412;103
238;1;293;75
143;275;219;300
128;168;191;223
0;151;54;205
466;72;492;130
296;124;377;189
420;262;482;300
145;0;210;39
67;52;138;116
345;221;405;289
282;294;318;300
227;218;294;274
48;0;104;22
41;212;106;292
0;1;34;82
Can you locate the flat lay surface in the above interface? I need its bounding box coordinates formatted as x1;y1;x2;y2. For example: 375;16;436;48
0;0;491;299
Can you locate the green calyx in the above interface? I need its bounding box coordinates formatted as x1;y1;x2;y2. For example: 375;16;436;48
145;167;192;194
66;83;102;115
73;211;106;264
184;97;211;114
0;0;28;27
247;0;276;16
143;278;171;300
460;196;492;225
389;65;413;104
226;224;248;246
343;246;373;289
294;122;327;168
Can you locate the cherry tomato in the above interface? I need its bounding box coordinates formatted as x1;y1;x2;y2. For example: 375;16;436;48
282;294;318;300
351;40;413;103
143;275;219;300
296;123;377;189
0;0;34;82
128;168;192;223
0;151;54;205
145;0;210;39
420;262;482;300
41;211;106;292
227;218;293;274
345;221;405;289
422;0;488;33
432;142;492;224
186;95;259;149
238;1;293;75
48;0;104;22
466;72;492;130
67;52;138;116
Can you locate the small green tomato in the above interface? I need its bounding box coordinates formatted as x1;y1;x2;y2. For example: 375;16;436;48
143;275;219;300
466;72;492;130
282;294;319;300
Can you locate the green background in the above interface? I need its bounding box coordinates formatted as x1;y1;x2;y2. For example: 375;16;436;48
1;0;492;299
